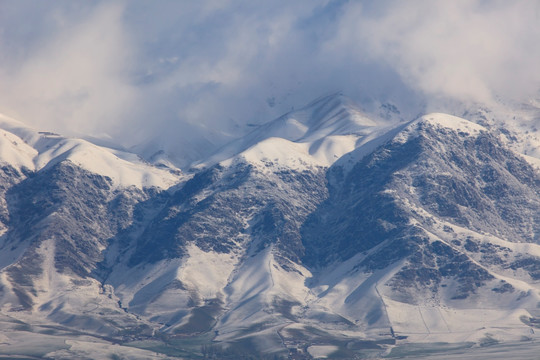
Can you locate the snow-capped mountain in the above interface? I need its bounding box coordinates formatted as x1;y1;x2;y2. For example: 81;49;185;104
0;94;539;358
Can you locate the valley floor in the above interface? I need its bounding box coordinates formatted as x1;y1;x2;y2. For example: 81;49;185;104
3;318;540;360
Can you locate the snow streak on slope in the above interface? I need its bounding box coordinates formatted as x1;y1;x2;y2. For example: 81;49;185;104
123;111;540;353
1;93;540;358
298;112;540;348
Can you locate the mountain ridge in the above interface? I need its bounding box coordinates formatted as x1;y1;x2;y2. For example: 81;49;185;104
0;95;539;358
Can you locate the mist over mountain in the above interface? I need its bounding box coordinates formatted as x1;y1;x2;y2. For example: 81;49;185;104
0;93;538;358
1;1;539;165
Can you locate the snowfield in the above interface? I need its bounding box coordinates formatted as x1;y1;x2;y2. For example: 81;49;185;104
0;93;540;358
0;113;181;189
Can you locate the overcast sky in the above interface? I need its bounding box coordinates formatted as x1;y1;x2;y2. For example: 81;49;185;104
1;0;539;155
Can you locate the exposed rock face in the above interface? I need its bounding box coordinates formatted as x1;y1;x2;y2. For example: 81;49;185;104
128;162;328;265
303;117;540;304
1;99;540;357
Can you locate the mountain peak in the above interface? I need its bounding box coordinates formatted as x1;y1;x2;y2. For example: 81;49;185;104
0;113;181;189
285;92;380;139
418;113;487;134
390;113;488;146
194;94;387;170
2;95;540;358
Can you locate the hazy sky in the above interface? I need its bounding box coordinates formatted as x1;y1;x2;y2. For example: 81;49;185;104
0;0;539;156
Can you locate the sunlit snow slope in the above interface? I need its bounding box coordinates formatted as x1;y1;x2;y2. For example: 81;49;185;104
0;93;540;359
0;114;181;189
195;93;393;170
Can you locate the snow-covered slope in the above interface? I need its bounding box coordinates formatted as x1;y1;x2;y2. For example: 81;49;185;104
1;95;540;358
0;114;181;189
108;110;540;355
444;97;540;167
195;93;391;170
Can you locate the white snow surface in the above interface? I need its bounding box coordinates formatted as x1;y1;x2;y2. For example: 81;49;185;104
100;106;540;346
392;113;487;146
421;112;487;134
307;345;339;358
178;243;238;299
0;113;181;189
195;103;506;179
216;247;313;339
2;94;540;356
195;93;388;170
0;330;173;359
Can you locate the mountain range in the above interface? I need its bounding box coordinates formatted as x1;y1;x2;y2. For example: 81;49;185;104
0;93;539;359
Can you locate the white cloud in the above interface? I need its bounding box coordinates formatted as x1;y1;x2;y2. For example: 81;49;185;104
0;1;136;137
333;0;540;105
0;0;539;164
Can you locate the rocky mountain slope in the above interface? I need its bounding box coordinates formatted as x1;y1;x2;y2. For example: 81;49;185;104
0;94;539;358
